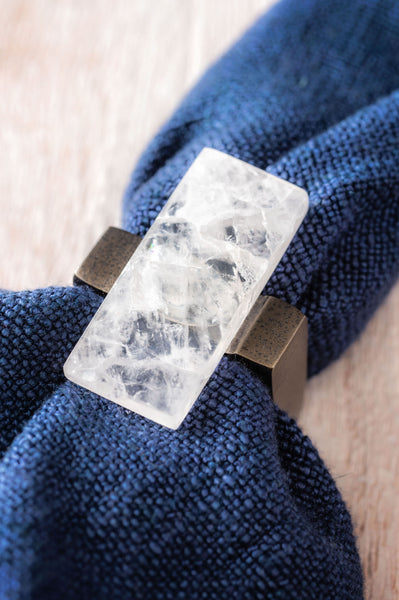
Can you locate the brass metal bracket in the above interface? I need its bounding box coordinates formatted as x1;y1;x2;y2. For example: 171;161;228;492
226;295;307;418
74;227;142;295
74;226;308;418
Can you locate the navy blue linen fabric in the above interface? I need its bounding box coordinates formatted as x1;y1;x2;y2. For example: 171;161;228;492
1;0;399;598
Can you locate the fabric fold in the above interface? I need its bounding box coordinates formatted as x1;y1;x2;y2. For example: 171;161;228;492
2;0;399;597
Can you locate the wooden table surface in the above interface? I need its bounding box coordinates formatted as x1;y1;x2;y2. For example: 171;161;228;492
1;1;398;598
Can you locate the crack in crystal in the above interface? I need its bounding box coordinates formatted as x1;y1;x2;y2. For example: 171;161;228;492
64;148;308;428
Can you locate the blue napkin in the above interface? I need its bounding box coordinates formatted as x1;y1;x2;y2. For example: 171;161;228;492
2;1;399;597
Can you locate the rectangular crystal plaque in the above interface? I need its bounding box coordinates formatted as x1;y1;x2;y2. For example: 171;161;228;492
64;148;308;428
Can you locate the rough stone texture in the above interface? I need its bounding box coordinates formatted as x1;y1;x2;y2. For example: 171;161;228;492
64;148;307;428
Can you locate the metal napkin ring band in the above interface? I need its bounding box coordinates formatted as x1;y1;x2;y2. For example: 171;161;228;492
64;148;308;428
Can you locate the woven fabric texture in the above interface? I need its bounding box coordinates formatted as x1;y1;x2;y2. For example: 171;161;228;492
1;0;399;598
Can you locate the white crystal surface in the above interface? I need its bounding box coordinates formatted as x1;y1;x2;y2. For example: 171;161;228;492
64;148;308;429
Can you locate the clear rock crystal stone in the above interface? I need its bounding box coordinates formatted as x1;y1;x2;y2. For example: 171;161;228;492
64;148;308;429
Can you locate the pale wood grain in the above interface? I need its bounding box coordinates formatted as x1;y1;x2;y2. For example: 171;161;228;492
0;1;398;598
